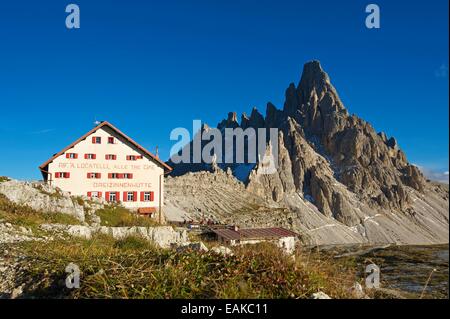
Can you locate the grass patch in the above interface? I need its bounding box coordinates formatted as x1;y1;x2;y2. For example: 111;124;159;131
113;235;157;251
96;206;158;227
15;238;356;299
0;194;81;233
73;196;85;207
33;184;65;200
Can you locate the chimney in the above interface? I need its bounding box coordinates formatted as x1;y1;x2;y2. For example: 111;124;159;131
233;225;239;232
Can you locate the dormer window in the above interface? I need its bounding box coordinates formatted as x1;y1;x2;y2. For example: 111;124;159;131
92;136;101;144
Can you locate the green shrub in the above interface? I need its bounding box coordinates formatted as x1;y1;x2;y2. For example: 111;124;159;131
0;176;10;183
96;206;158;227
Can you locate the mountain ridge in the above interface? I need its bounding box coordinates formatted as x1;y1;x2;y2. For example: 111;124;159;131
165;60;448;245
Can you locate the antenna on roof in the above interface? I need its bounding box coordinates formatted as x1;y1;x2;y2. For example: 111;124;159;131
155;146;159;158
94;119;101;126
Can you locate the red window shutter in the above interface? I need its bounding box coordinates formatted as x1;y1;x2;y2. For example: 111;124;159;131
87;173;90;179
97;173;101;179
114;155;117;160
98;192;102;198
93;154;96;159
66;153;70;159
140;192;144;201
105;192;110;201
92;137;96;143
133;192;137;202
123;192;127;202
126;156;130;161
116;192;120;200
55;172;60;178
84;154;88;159
150;191;154;202
129;174;133;179
108;173;112;179
87;192;92;198
66;173;70;178
74;154;78;159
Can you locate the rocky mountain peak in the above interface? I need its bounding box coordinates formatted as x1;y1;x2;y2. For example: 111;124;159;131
298;60;329;89
218;112;239;130
241;113;250;129
169;60;430;224
248;107;265;129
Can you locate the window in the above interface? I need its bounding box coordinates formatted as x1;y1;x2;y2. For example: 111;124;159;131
87;191;102;199
123;191;137;202
108;137;115;144
127;192;135;202
87;173;101;179
92;136;101;144
66;153;78;159
105;154;117;160
84;153;96;160
107;192;117;202
108;173;132;179
126;155;137;161
55;172;70;178
141;191;154;202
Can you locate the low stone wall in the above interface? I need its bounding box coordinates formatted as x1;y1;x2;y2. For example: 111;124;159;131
40;224;189;248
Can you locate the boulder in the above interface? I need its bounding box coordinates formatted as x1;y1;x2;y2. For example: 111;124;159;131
211;246;234;256
0;180;87;221
176;241;209;253
310;292;331;299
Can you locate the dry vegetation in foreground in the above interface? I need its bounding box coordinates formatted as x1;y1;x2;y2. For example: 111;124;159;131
15;235;358;299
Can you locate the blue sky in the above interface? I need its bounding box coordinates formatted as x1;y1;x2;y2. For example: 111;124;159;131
0;0;448;181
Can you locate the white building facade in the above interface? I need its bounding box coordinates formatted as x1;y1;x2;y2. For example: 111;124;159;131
39;121;172;212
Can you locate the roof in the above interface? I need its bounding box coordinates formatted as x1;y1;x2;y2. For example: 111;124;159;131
138;207;157;215
212;227;298;241
39;121;172;173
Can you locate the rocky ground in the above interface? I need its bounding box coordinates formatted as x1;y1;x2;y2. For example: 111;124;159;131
164;169;449;245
